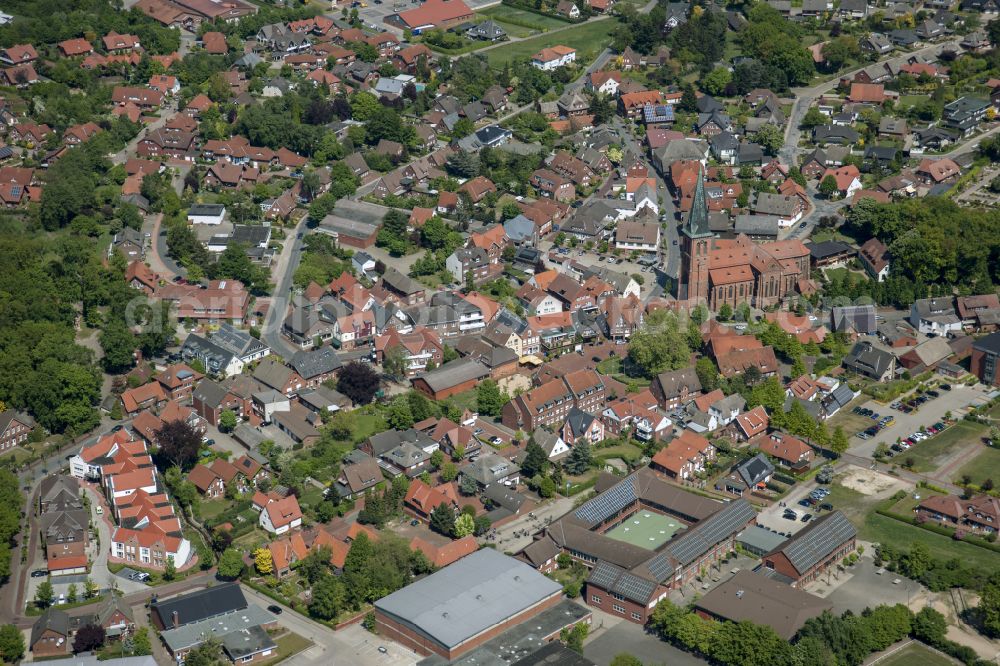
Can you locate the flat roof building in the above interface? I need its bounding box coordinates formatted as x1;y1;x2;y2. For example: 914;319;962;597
375;548;565;660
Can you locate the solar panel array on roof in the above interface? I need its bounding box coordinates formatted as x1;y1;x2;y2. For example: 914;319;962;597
775;511;856;575
574;477;637;526
587;560;623;590
612;571;658;604
588;560;658;605
666;499;756;566
643;551;675;582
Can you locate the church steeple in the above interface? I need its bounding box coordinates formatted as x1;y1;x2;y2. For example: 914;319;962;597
684;164;712;239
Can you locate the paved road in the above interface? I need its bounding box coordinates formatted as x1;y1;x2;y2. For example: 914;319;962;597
779;39;964;166
261;217;309;361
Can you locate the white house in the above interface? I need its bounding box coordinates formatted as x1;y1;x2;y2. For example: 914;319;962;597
259;496;303;535
910;298;963;336
708;394;745;427
253;389;291;424
531;45;576;71
187;203;226;225
587;71;621;96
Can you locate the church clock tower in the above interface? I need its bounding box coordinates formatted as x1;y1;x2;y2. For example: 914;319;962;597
680;166;713;305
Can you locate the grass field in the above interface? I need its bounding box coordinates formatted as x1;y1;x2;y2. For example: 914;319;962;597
880;642;957;666
861;512;1000;570
902;420;986;473
823;482;880;523
485;20;616;68
956;445;1000;487
828;403;876;437
605;511;684;550
478;5;569;32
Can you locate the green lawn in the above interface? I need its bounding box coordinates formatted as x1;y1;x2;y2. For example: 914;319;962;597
955;445;1000;487
352;412;388;442
200;500;232;521
596;357;622;375
827;403;876;438
822;482;881;524
880;643;957;666
861;512;1000;571
594;443;644;463
902;421;986;473
443;387;479;414
255;632;312;666
478;5;570;31
485;20;616;68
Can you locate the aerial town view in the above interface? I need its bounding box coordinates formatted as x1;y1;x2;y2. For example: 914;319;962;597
1;0;1000;664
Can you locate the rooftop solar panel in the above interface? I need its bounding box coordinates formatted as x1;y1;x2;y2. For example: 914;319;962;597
667;500;756;566
644;552;675;582
587;560;624;589
574;477;637;526
778;511;856;575
613;572;657;604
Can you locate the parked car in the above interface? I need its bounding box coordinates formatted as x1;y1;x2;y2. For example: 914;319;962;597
267;605;283;614
31;569;47;578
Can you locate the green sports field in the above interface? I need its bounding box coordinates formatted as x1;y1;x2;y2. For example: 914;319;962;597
605;511;685;550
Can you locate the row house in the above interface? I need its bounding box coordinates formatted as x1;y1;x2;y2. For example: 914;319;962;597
204;162;260;189
917;494;1000;534
137;129;195;160
502;369;605;431
549;151;596;187
112;86;164;108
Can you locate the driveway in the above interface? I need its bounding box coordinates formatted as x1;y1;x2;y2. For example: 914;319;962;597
240;586;421;666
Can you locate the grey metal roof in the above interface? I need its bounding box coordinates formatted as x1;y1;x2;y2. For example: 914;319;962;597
737;525;788;554
415;358;490;393
737;453;774;488
767;510;856;576
375;549;562;650
151;582;247;629
290;346;342;379
160;604;275;652
221;624;277;660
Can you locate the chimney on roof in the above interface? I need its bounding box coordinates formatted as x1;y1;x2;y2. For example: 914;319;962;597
172;610;179;628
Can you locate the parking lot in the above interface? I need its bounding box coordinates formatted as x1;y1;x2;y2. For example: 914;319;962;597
841;382;987;458
755;482;835;538
810;557;925;615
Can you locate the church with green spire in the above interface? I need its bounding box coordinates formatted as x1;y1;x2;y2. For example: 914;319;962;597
677;165;812;310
